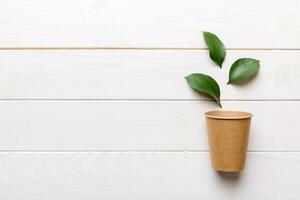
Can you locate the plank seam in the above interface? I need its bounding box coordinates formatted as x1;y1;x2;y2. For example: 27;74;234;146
0;150;298;153
0;47;300;51
0;99;298;101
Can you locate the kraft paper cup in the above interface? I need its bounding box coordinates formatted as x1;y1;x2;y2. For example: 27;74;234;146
205;110;252;172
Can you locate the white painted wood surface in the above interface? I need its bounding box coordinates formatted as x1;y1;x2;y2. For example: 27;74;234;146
0;0;299;48
0;0;299;198
0;50;299;100
0;152;299;200
0;101;299;151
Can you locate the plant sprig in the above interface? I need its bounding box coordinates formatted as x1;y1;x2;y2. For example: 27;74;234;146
185;31;261;107
228;58;260;84
185;73;222;107
203;32;226;68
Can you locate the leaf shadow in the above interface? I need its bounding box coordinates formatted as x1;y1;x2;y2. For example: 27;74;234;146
216;171;242;184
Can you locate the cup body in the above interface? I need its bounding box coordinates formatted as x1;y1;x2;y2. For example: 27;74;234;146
205;110;252;172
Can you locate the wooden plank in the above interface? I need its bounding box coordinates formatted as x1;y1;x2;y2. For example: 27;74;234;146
0;0;299;48
0;100;299;151
0;50;299;100
0;152;298;199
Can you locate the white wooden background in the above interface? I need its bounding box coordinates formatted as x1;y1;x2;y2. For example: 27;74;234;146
0;0;299;199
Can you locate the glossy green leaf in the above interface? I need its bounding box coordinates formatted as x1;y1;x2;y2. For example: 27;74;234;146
185;73;222;107
203;31;226;68
228;58;260;84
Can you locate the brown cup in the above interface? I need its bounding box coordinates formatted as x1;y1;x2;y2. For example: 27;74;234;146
205;110;252;172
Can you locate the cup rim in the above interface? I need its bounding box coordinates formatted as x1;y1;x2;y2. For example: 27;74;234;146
205;110;252;120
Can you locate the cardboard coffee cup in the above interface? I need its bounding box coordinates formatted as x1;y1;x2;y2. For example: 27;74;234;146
205;110;252;172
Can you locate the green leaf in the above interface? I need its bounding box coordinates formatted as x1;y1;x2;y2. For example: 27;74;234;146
185;73;222;107
203;31;226;68
228;58;260;84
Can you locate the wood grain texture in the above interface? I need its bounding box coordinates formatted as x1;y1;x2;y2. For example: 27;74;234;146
0;0;299;48
0;100;299;151
0;152;298;200
0;50;299;100
0;0;299;197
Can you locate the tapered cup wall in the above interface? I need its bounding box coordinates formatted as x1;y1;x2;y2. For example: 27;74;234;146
205;111;252;172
